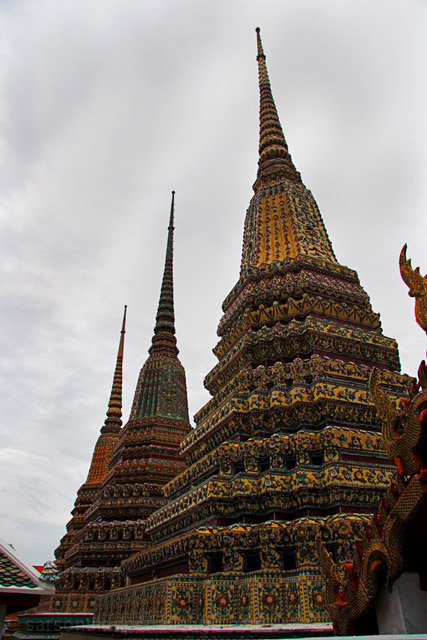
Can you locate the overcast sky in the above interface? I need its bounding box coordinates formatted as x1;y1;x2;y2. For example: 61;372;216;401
0;0;426;566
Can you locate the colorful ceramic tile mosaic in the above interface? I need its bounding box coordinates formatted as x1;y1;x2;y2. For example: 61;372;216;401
47;29;414;630
91;29;411;626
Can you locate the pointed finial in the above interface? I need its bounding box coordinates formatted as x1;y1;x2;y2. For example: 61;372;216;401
149;192;179;357
118;304;127;355
170;190;175;228
255;27;264;59
253;28;301;191
103;305;127;431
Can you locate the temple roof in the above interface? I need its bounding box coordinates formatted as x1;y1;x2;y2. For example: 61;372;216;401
0;537;54;595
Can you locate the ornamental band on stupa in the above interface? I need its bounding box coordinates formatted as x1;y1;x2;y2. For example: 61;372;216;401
89;29;411;626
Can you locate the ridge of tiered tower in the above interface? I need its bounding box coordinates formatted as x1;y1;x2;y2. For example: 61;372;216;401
47;193;191;615
93;30;412;628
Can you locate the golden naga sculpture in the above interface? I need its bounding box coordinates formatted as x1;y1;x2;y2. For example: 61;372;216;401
369;367;423;481
400;243;427;333
316;248;427;636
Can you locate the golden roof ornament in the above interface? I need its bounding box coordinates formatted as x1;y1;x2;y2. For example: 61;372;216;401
399;243;427;333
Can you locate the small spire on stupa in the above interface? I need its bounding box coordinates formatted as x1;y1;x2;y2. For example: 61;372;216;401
254;27;301;191
102;305;127;432
149;191;178;357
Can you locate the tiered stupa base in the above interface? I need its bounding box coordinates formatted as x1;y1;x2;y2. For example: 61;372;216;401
93;570;328;626
92;516;372;626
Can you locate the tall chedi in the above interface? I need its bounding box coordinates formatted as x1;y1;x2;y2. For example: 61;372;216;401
94;32;411;627
50;192;191;614
54;305;127;574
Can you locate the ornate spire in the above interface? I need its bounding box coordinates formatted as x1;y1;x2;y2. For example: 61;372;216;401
149;191;178;357
237;29;336;274
129;192;189;422
102;305;127;432
253;27;301;191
